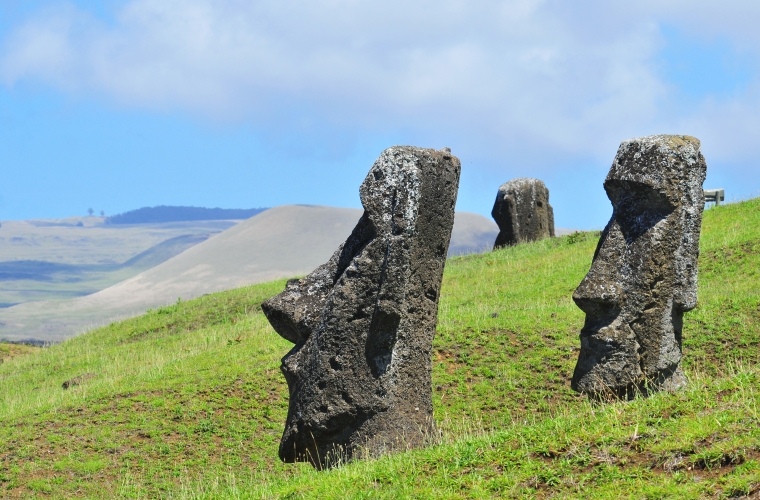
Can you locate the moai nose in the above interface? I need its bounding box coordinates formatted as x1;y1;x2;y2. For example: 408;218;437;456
573;274;620;318
572;232;622;318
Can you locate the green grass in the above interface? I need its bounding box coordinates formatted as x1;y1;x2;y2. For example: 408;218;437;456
227;364;760;499
1;199;759;498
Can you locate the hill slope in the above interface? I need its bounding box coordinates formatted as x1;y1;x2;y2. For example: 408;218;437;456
0;199;757;498
0;206;499;342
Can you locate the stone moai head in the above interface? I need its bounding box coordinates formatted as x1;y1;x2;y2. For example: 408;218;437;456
261;146;460;467
571;135;706;398
491;178;555;248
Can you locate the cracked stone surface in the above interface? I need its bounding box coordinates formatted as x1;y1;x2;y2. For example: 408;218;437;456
262;146;460;467
571;135;706;398
491;178;555;248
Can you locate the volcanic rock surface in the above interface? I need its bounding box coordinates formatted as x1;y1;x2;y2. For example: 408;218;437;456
571;135;707;398
262;146;460;467
491;178;554;248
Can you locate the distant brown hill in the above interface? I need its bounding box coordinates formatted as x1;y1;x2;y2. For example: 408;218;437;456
0;205;499;343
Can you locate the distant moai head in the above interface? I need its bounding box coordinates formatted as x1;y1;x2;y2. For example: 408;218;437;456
491;178;555;248
262;146;460;468
571;135;706;398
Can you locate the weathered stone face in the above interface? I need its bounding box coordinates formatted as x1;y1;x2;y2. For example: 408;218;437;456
491;178;554;248
261;146;460;467
571;135;706;398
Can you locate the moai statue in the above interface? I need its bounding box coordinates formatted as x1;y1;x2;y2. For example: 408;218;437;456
491;178;555;248
571;135;706;399
262;146;460;467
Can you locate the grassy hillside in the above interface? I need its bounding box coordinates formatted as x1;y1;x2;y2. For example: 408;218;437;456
0;199;758;498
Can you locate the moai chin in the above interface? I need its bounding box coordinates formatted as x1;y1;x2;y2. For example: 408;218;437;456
571;135;706;399
262;146;460;467
491;178;555;248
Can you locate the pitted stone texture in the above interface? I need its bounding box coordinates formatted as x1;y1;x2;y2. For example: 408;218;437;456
262;146;460;467
571;135;706;399
491;178;555;248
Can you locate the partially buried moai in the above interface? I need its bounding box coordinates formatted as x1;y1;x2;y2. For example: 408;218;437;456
491;178;555;248
262;146;460;467
572;135;706;399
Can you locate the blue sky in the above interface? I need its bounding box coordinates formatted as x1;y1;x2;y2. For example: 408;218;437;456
1;1;759;229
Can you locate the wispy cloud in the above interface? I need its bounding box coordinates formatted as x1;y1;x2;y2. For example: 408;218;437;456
2;0;759;170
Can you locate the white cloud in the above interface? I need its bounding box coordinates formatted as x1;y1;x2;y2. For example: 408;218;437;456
2;0;760;169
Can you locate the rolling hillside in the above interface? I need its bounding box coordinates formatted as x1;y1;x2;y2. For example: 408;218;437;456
0;206;500;343
0;198;757;498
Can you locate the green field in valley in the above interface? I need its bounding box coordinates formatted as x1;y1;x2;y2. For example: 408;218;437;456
0;218;233;307
0;198;758;498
